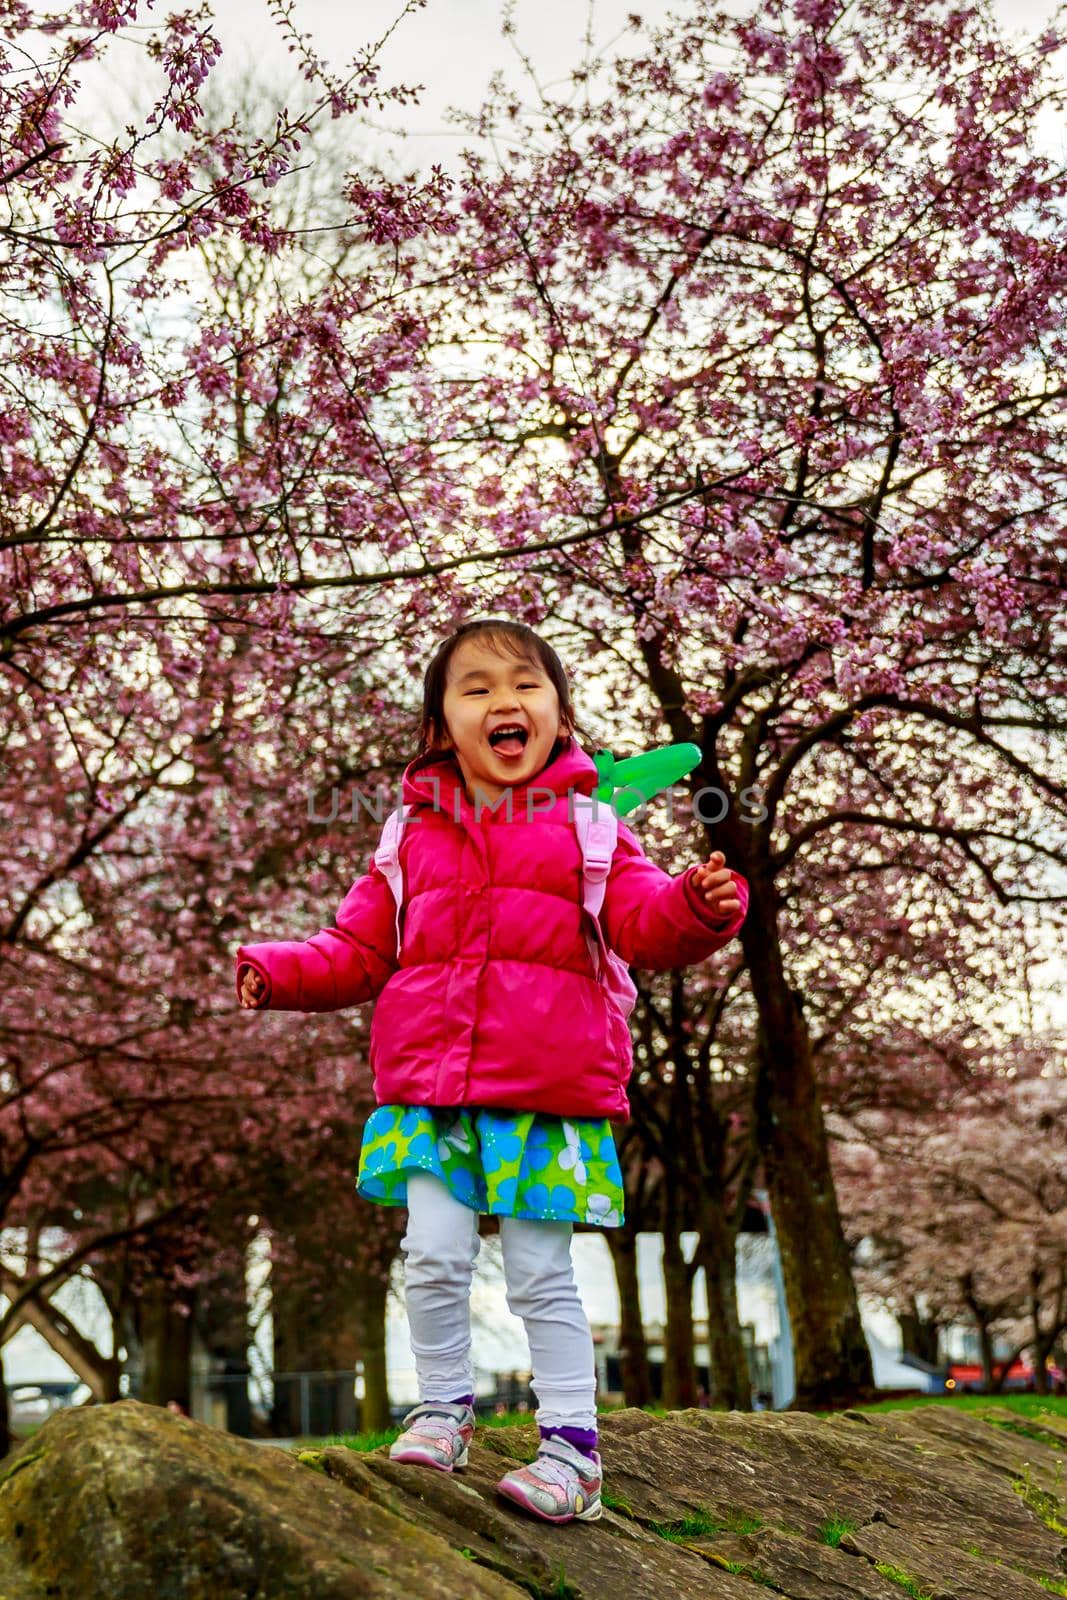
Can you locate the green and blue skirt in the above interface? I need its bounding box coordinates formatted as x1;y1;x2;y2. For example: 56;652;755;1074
357;1105;625;1227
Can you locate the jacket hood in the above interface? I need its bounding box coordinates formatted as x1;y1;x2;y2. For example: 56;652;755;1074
401;735;599;811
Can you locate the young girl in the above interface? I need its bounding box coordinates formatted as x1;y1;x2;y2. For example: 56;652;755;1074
236;618;747;1526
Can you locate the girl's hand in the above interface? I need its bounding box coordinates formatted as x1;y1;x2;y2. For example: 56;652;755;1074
238;965;267;1009
691;852;742;919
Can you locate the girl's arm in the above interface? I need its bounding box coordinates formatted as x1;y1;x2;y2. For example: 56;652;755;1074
600;819;749;970
234;858;400;1011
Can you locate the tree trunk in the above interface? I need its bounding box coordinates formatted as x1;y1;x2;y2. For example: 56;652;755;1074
351;1256;391;1432
0;1345;9;1460
746;905;874;1407
697;1211;752;1411
270;1269;323;1436
976;1317;997;1392
661;1225;698;1410
139;1278;193;1411
271;1248;393;1437
626;643;873;1411
1028;1263;1064;1398
0;1267;121;1399
191;1233;256;1435
213;1347;254;1437
959;1272;1021;1395
899;1299;940;1368
1030;1324;1064;1397
605;1224;653;1407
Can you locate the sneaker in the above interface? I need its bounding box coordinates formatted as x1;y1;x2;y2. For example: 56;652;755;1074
388;1400;475;1472
495;1435;603;1523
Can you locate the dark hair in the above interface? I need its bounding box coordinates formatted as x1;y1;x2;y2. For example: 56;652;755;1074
416;618;601;764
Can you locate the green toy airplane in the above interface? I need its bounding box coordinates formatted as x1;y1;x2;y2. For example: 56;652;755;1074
592;742;702;815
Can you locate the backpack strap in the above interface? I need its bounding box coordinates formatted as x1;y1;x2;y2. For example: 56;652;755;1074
373;803;416;958
572;795;637;1018
572;794;616;928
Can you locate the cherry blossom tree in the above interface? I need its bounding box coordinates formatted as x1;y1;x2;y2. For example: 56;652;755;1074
0;2;440;1443
358;0;1067;1405
0;606;419;1441
835;1048;1067;1392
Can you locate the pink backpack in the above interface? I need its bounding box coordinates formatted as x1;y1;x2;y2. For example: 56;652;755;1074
373;794;638;1021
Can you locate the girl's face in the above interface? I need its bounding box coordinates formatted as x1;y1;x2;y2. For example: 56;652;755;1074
434;636;571;804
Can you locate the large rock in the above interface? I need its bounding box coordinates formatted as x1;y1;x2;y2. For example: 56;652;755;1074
0;1397;1064;1598
323;1404;1067;1600
0;1400;522;1599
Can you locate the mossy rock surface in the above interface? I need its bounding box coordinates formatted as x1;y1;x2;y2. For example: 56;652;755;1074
0;1399;522;1598
0;1398;1065;1598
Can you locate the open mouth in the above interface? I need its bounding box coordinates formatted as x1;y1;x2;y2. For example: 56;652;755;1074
488;725;529;757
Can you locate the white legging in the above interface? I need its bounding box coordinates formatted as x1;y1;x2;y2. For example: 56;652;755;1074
399;1171;597;1430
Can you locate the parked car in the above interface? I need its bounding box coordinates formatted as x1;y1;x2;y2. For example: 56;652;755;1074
8;1381;91;1433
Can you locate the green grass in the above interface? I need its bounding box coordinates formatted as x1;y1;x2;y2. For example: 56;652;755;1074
819;1515;857;1547
294;1399;703;1453
1012;1465;1067;1536
309;1407;540;1454
651;1507;763;1542
549;1564;571;1599
993;1417;1067;1447
833;1393;1067;1420
960;1535;1067;1594
319;1427;398;1453
455;1542;572;1600
637;1493;795;1590
9;1422;43;1440
874;1563;934;1597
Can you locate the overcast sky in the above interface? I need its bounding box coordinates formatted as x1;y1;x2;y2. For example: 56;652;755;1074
189;0;1067;175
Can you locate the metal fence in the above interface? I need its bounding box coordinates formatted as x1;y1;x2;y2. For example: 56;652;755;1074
189;1367;539;1439
190;1368;359;1438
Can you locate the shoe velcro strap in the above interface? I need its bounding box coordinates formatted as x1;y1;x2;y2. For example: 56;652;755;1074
402;1400;471;1426
537;1436;593;1470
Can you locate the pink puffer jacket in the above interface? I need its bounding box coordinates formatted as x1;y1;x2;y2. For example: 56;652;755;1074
235;738;748;1121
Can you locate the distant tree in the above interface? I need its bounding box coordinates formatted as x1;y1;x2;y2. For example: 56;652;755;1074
835;1054;1067;1392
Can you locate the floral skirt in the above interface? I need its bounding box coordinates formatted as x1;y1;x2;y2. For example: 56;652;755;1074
357;1105;625;1227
